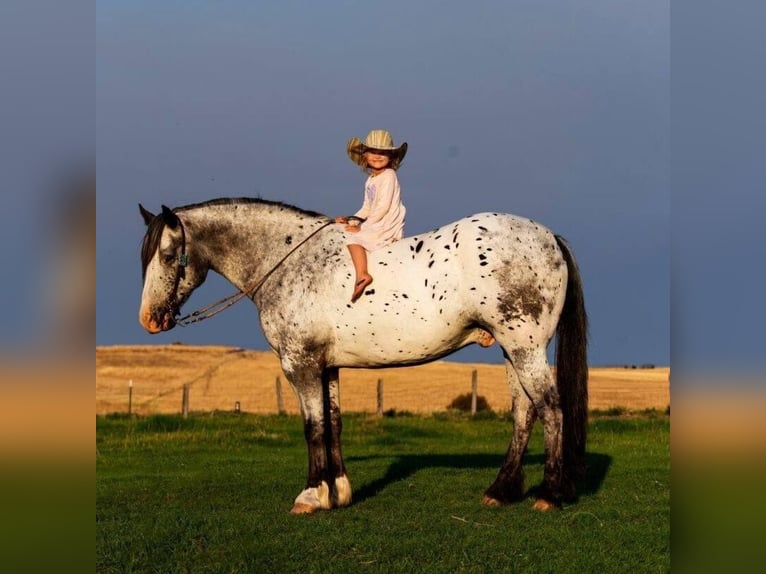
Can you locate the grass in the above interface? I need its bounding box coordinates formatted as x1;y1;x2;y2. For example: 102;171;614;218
97;411;669;573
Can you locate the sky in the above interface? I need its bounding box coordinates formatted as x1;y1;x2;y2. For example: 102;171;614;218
0;1;761;374
93;0;669;366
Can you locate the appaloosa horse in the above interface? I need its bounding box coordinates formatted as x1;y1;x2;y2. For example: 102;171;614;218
138;198;588;513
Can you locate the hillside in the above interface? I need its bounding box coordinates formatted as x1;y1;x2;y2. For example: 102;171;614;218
96;345;670;416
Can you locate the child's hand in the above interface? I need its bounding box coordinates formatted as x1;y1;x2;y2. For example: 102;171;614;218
334;216;348;224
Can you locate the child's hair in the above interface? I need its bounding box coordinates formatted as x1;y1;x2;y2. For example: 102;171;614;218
359;149;403;174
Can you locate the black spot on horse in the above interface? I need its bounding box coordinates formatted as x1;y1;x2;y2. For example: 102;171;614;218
415;240;424;253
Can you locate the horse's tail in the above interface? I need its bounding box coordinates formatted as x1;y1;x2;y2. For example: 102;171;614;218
554;235;589;484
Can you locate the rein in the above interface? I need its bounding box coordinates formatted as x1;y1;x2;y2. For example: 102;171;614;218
174;218;340;326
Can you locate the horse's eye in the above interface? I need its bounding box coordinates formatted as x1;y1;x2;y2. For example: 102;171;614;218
162;253;175;265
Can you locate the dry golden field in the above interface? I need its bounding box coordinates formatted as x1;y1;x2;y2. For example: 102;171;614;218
96;345;669;416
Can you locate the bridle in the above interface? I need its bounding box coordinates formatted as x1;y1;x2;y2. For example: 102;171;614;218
168;215;345;326
168;219;188;308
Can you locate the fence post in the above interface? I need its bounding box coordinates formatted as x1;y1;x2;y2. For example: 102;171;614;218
128;379;133;416
377;378;384;417
276;376;286;415
182;384;190;418
471;369;478;416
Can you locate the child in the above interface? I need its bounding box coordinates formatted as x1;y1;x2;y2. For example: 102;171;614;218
336;129;407;302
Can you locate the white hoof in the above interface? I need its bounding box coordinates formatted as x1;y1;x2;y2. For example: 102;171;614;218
291;481;331;514
334;475;352;507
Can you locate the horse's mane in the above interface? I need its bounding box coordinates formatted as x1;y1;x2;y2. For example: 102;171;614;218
141;215;165;279
141;198;325;277
176;197;325;218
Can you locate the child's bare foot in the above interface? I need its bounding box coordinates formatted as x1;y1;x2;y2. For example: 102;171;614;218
477;329;495;347
351;274;373;302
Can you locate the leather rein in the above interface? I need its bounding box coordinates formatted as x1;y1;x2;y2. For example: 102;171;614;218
170;216;359;326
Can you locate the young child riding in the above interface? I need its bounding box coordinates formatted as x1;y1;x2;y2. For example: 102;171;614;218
336;129;407;302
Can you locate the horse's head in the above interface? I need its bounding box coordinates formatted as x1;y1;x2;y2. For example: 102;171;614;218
138;204;208;333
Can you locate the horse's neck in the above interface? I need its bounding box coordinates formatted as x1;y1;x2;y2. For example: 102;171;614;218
185;204;324;291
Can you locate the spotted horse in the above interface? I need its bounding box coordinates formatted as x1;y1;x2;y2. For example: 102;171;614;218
138;198;588;513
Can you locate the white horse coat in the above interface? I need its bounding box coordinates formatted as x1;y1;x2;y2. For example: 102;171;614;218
139;198;587;513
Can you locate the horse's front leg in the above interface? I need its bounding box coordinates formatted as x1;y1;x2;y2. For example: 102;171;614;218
325;367;352;508
287;366;333;514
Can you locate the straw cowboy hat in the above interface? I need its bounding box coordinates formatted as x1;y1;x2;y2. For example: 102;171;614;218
347;130;408;169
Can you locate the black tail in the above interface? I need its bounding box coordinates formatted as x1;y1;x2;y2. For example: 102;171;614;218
554;235;589;483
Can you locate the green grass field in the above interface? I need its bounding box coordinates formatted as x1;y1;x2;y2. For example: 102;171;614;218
97;411;669;573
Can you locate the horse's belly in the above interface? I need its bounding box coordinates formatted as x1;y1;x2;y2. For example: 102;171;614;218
329;318;473;368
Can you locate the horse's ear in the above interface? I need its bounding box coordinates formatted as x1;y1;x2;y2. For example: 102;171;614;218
161;205;180;229
139;204;155;226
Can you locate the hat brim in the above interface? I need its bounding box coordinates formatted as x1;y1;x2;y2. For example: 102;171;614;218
347;138;408;168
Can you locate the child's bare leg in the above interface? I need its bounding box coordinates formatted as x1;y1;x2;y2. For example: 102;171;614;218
348;244;373;302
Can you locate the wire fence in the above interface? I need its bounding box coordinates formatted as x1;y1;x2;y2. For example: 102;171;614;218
96;347;670;416
106;370;489;418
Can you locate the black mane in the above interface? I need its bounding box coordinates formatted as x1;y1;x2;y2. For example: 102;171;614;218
141;214;166;279
176;197;325;219
140;198;326;277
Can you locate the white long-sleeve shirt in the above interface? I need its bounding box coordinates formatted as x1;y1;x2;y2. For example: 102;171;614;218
348;168;406;251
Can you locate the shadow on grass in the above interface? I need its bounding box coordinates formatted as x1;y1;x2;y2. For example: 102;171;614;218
348;452;611;504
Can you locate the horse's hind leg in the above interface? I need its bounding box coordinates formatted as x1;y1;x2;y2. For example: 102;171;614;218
483;356;537;506
325;367;352;508
508;347;566;511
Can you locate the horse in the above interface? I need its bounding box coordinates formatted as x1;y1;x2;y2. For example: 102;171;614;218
138;198;588;513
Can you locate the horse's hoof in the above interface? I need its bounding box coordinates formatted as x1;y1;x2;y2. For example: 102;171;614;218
532;499;557;512
333;475;353;508
481;495;503;507
290;503;318;515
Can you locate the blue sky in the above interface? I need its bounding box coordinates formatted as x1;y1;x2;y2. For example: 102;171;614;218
95;1;669;366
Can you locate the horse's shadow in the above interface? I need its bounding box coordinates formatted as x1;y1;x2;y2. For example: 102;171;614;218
347;452;611;504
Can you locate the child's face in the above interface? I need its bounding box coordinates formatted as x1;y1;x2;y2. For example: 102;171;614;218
364;150;391;172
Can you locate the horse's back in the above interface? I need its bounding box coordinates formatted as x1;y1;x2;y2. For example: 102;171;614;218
372;212;563;281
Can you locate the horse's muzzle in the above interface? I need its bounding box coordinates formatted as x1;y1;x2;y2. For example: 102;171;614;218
139;308;177;333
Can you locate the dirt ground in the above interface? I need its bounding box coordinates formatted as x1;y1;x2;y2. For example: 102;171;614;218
96;345;670;416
